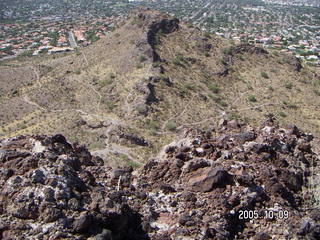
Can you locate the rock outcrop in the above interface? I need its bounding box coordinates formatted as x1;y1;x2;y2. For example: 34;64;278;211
0;117;319;239
128;8;180;116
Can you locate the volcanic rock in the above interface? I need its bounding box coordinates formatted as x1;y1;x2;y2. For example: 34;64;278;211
0;118;319;239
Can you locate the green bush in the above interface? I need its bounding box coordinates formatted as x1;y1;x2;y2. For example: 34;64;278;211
109;73;116;78
105;101;117;111
208;94;227;107
152;61;162;68
127;160;141;169
75;49;81;55
173;54;185;66
261;72;269;79
204;32;211;38
99;73;116;87
219;100;228;107
184;83;195;91
229;112;240;120
285;82;293;89
166;121;177;131
278;111;287;117
209;83;220;93
223;46;234;55
248;95;257;102
100;78;113;87
148;120;160;131
139;55;147;62
314;89;320;96
89;142;105;150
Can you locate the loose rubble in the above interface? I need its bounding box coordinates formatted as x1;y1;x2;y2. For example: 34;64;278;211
0;116;319;239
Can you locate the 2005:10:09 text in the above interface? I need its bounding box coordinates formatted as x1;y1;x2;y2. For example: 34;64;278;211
238;210;289;220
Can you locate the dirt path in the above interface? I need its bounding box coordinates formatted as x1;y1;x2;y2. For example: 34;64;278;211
31;66;41;87
22;95;46;111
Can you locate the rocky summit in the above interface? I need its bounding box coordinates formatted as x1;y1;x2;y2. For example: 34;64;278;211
0;116;319;240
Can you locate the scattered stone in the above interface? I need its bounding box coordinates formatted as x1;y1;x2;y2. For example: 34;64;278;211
0;114;319;240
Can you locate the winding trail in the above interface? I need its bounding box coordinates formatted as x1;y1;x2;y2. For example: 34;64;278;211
31;66;41;87
20;63;136;164
22;95;46;111
81;52;89;67
21;92;136;164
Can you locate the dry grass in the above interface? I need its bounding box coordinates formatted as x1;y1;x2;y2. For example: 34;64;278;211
1;11;320;166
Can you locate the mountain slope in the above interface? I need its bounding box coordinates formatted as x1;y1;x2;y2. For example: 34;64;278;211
0;8;319;167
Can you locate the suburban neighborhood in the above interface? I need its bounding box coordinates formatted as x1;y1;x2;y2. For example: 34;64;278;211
0;0;319;66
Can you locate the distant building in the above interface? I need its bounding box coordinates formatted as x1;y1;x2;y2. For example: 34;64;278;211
48;47;73;54
74;30;86;42
307;55;319;61
58;35;68;46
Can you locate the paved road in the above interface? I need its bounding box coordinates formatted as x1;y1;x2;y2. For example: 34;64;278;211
68;31;78;49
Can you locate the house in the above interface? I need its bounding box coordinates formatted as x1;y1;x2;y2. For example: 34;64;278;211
287;45;296;50
57;35;68;46
74;30;86;42
48;47;73;54
307;55;319;61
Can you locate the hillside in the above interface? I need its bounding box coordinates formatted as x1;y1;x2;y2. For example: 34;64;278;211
0;8;320;167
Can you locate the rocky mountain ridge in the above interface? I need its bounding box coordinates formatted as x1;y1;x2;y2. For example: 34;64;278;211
0;117;319;240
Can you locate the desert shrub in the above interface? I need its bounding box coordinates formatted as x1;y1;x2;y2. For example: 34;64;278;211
89;142;105;150
229;112;240;120
285;82;293;89
219;100;228;107
314;89;320;96
209;83;220;93
19;124;27;129
152;61;162;68
204;32;211;38
261;72;269;79
127;160;141;169
248;95;257;102
173;54;186;66
105;101;117;111
223;46;234;55
100;78;113;87
184;83;195;91
75;49;81;56
139;55;147;62
273;51;280;57
299;77;309;84
166;121;177;131
148;120;160;131
109;73;116;79
100;73;116;87
278;111;287;117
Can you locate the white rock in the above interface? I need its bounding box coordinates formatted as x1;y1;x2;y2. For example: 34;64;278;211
32;140;46;153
